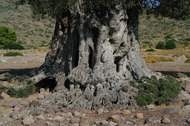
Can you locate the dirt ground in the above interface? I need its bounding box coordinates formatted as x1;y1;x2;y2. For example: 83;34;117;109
0;51;190;126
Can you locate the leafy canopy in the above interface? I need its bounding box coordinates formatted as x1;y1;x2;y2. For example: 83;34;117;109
16;0;190;19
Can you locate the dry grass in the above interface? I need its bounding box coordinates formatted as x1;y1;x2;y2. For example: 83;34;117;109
141;49;190;58
143;56;174;63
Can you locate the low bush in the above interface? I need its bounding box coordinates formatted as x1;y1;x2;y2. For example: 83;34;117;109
131;76;181;106
165;39;176;49
155;41;165;49
146;49;156;52
7;84;35;98
4;52;23;56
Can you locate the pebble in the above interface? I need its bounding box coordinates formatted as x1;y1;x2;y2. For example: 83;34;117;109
122;110;131;115
62;112;73;118
46;121;55;126
162;116;171;124
70;117;80;123
29;108;45;116
37;114;45;120
22;116;34;126
136;113;144;119
70;123;79;126
165;108;178;113
186;118;190;124
96;108;104;114
108;121;118;126
146;104;155;110
79;119;90;126
73;111;81;117
108;115;124;123
53;116;64;122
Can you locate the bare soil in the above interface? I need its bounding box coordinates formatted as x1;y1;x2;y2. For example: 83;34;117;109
0;51;190;126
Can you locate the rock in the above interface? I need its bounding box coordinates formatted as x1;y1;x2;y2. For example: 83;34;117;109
62;112;73;118
126;121;134;125
183;81;190;93
37;94;45;99
7;100;20;108
122;110;131;115
59;123;65;126
45;106;56;114
9;112;25;120
1;92;11;99
20;100;30;108
96;108;104;114
70;117;80;123
182;105;190;111
146;104;155;110
13;106;20;112
1;59;7;63
29;108;45;116
136;113;144;119
70;123;79;126
165;108;178;113
46;121;55;126
37;114;45;120
79;119;90;126
53;116;64;122
29;100;40;107
178;91;190;101
0;116;13;123
147;117;162;124
22;116;34;126
162;116;171;124
108;115;124;123
108;121;118;126
73;111;81;117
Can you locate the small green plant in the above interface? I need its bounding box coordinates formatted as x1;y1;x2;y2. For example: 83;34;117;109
131;76;181;106
4;52;23;56
165;39;176;49
7;85;35;98
146;49;156;52
156;41;165;49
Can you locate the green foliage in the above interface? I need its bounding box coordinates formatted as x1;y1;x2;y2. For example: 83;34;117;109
165;39;176;49
146;49;156;52
16;0;190;20
131;75;181;106
0;26;17;45
4;52;23;56
156;41;165;49
7;84;35;98
0;26;24;50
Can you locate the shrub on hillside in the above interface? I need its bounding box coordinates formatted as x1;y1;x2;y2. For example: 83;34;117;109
155;41;165;49
0;26;24;50
131;76;181;106
165;39;176;49
4;52;23;56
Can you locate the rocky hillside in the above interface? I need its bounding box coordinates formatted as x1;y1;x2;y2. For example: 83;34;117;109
0;0;54;49
139;14;190;48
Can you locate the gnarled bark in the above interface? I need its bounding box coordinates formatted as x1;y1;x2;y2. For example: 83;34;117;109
32;3;153;110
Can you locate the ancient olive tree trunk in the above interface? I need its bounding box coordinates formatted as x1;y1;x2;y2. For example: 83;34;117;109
32;4;152;110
